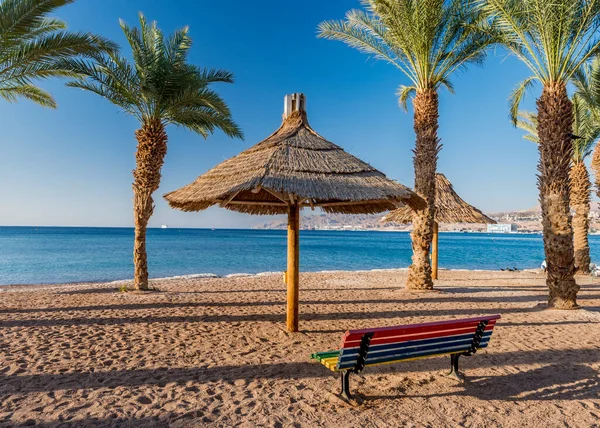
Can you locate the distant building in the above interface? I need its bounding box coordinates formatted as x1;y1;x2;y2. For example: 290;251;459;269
487;223;518;233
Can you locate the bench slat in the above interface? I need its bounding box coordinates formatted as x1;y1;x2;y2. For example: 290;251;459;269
341;322;496;349
321;357;340;371
343;315;501;340
338;331;493;363
337;338;491;370
310;350;340;362
342;318;499;348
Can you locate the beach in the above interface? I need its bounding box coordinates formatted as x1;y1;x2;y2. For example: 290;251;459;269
1;269;599;427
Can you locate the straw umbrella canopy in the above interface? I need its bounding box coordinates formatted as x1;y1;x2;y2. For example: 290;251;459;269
165;93;425;332
382;173;496;279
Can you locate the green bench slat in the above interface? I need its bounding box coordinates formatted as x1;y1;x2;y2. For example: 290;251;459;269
310;350;340;361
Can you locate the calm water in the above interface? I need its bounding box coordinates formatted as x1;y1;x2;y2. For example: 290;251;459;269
1;227;599;286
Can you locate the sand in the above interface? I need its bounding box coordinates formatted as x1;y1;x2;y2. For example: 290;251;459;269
1;269;599;427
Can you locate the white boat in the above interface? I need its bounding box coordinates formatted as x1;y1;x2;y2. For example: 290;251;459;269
161;224;168;229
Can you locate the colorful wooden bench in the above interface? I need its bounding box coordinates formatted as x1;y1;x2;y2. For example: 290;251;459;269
311;315;501;401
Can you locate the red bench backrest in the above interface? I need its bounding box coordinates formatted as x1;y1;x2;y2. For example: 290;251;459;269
336;315;501;371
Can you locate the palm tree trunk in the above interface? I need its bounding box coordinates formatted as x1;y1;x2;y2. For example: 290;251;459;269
570;161;591;275
536;82;579;308
592;143;600;197
132;119;168;291
406;89;439;290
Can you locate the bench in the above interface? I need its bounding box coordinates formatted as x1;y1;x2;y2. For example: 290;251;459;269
311;314;501;401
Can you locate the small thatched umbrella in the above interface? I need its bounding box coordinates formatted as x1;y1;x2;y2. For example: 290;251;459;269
382;173;495;280
165;93;425;332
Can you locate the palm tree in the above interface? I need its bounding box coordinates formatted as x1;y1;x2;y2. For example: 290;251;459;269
65;14;243;290
318;0;493;290
572;57;600;199
0;0;115;108
517;100;600;274
478;0;600;308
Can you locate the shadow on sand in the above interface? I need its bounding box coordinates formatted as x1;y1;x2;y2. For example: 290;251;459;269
7;291;600;316
1;347;599;396
364;363;599;403
0;304;549;328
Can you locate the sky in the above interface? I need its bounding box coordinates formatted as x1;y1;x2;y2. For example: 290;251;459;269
0;0;563;228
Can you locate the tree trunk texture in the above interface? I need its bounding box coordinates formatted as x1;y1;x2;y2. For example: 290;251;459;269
406;89;440;290
570;161;591;275
591;143;600;198
536;82;579;308
132;119;168;291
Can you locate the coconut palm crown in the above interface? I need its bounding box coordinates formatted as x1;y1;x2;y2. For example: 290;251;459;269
318;0;494;290
0;0;116;108
65;13;243;290
478;0;600;307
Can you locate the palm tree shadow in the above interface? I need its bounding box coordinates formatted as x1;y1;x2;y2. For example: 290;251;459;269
363;363;599;402
0;362;326;395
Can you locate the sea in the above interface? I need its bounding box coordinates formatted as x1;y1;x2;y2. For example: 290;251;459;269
1;226;599;286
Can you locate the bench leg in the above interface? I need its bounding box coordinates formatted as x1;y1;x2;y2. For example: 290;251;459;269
448;353;463;382
340;370;352;401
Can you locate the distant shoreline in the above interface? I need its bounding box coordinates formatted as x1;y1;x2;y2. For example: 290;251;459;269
0;225;544;234
0;266;546;289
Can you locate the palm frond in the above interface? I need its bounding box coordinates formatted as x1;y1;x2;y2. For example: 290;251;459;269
475;0;600;84
516;110;539;142
318;0;494;98
68;13;242;139
0;0;116;108
509;76;537;125
572;95;600;161
0;82;55;107
517;100;600;162
0;0;70;40
396;84;416;111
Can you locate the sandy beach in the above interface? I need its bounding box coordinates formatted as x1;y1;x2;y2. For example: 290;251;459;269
1;269;599;427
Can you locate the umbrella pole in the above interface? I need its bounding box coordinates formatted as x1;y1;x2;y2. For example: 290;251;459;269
286;203;300;332
432;221;439;280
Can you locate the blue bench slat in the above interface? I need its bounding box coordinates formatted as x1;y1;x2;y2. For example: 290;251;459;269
338;331;491;360
337;331;492;363
337;336;485;366
365;337;491;365
336;337;491;370
337;341;481;370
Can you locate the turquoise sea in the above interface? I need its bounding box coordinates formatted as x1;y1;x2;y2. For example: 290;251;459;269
1;227;598;286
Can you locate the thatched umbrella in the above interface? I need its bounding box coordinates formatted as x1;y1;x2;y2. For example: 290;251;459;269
382;173;495;280
164;93;425;332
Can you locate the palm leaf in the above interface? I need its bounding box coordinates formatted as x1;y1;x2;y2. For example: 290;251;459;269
509;77;536;125
67;13;242;140
318;0;494;107
0;0;116;108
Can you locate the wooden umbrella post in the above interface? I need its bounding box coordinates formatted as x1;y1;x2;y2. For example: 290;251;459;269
286;202;300;332
432;221;439;280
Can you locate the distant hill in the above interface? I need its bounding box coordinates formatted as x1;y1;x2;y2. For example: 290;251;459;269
253;213;394;231
252;203;600;233
253;212;486;232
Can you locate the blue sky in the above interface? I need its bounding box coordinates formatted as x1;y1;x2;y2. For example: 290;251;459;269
0;0;556;228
